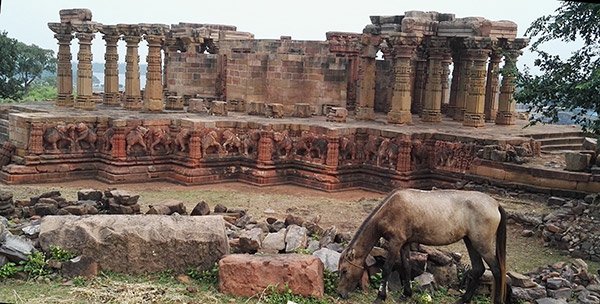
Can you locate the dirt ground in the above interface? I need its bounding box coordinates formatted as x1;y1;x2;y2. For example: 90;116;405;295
0;179;584;274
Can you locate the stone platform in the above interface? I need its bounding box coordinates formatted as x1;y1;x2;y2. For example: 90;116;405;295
0;103;598;196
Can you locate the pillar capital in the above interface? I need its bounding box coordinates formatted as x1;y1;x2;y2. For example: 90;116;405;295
140;23;169;37
118;24;142;41
389;33;421;59
359;33;381;59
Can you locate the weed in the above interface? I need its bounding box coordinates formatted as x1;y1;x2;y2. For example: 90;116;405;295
323;269;338;296
72;276;86;287
261;285;329;304
187;263;218;286
49;245;76;262
156;269;174;284
369;272;382;289
21;251;50;278
0;262;19;279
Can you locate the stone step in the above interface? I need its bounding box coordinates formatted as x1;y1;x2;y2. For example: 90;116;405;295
526;131;586;140
537;137;585;146
541;144;585;152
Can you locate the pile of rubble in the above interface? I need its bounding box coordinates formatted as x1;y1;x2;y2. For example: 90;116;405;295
510;259;600;303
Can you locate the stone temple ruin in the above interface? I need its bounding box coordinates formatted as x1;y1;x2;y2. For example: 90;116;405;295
0;8;597;195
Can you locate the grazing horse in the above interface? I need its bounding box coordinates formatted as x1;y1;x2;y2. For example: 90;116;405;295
337;189;508;304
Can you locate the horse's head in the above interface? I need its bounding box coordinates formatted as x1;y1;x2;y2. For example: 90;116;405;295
337;248;367;299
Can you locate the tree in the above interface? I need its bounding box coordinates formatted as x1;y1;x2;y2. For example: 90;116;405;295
0;31;21;99
515;2;600;134
0;31;56;100
14;42;56;94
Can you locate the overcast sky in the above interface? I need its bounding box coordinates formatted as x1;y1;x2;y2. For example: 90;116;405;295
0;0;569;71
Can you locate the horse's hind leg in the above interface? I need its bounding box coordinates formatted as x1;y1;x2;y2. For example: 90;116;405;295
460;237;485;304
480;251;503;304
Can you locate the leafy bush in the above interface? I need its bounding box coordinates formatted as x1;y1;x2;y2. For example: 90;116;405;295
0;262;19;279
21;83;56;102
323;269;338;296
22;251;50;278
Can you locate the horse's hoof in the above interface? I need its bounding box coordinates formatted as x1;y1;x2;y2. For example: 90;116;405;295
372;299;384;304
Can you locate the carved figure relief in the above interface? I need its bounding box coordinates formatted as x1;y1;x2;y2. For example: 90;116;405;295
145;127;172;155
174;128;191;152
201;129;223;157
411;139;429;170
43;123;75;152
222;129;242;155
73;122;97;151
101;127;115;152
339;135;357;164
126;126;149;154
376;137;399;168
241;130;260;157
363;135;380;164
273;130;293;159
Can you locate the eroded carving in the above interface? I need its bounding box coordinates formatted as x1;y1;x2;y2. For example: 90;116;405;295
174;128;191;152
126;126;149;154
273;130;293;159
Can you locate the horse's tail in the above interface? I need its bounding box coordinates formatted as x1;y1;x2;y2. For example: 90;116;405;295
496;205;508;303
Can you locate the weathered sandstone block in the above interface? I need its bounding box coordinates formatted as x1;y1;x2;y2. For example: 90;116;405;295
219;254;324;298
39;215;229;274
565;152;591;172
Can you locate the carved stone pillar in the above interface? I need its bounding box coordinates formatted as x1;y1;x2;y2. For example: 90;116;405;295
100;25;120;106
48;23;74;107
257;131;274;163
189;130;202;160
142;24;168;112
454;51;472;121
111;128;126;159
463;38;492;127
496;49;522;125
411;47;427;115
387;34;419;124
73;22;98;110
447;48;462;118
118;24;142;110
441;52;452;107
484;52;502;122
355;34;379;120
325;137;339;167
396;136;412;172
28;123;44;155
421;37;447;123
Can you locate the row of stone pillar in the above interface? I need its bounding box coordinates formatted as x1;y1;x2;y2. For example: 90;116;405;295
48;22;168;111
354;33;527;127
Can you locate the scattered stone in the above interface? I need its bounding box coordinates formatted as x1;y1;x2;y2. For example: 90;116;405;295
312;248;340;272
191;201;211;216
319;226;337;248
548;197;567;207
535;298;568;304
21;223;41;237
414;272;436;290
512;285;547;302
285;225;308;253
218;254;324;298
285;214;305;227
306;240;320;253
260;230;286;254
176;274;192;285
146;205;172;215
214;204;227;213
238;228;263;253
521;229;535;237
77;189;103;202
509;271;537;288
0;234;35;262
565;152;591;172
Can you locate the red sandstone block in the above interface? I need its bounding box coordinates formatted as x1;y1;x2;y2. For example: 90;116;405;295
219;254;324;298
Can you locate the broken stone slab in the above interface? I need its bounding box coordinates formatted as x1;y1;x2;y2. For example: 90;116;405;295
77;189;103;202
285;225;308;253
106;190;139;206
0;234;34;262
219;254;324;298
312;247;341;272
508;271;537;288
238;228;263;253
38;215;229;274
535;298;568;304
512;285;547;302
260;229;286;254
190;201;211;216
565;152;591;172
62;256;98;279
59;8;93;24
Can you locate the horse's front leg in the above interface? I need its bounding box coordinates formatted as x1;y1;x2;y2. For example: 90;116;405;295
400;244;412;299
374;239;404;304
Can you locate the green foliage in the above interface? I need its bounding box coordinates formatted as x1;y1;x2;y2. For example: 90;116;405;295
21;251;50;278
0;262;19;279
0;31;56;100
515;3;600;134
369;272;382;289
261;285;329;304
187;263;219;286
22;83;57;102
323;269;338;296
49;245;76;262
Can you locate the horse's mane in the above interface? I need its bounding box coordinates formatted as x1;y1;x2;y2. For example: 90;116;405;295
346;189;399;250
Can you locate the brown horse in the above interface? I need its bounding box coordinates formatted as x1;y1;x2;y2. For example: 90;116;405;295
337;189;508;304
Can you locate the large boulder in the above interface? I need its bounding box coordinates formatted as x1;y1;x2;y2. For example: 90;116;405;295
219;254;324;298
38;215;229;274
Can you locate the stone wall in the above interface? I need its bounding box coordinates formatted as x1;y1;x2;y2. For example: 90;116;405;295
165;53;223;98
221;39;349;114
